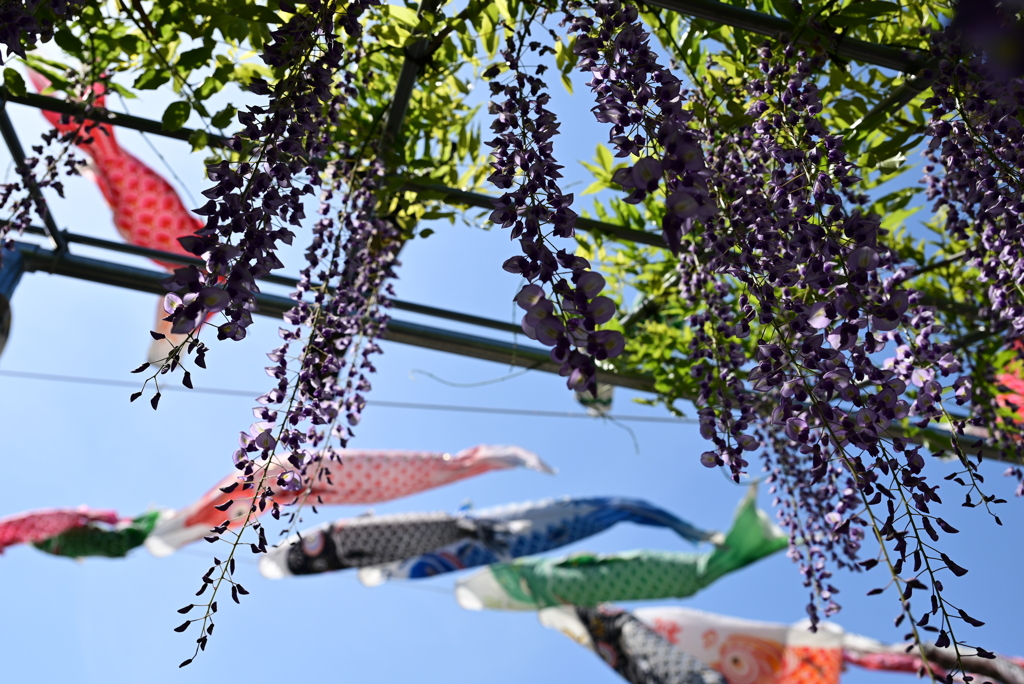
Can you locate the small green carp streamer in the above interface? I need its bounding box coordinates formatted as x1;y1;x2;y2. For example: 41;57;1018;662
34;511;162;558
455;487;786;611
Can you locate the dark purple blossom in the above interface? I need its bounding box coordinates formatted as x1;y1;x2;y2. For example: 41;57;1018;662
163;0;379;345
486;13;625;395
0;0;86;63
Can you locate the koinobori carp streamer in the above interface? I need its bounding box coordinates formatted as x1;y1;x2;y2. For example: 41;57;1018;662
260;496;718;580
632;606;845;684
28;71;209;361
455;487;786;611
0;506;121;553
146;445;555;556
548;605;1024;684
34;511;165;558
540;605;725;684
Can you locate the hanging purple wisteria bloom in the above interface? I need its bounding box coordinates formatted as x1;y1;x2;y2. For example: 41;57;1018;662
487;11;625;395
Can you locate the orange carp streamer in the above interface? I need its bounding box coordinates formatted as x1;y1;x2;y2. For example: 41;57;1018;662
638;610;843;684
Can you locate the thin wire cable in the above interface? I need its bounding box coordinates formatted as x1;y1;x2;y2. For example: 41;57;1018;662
408;367;532;388
606;415;642;455
116;93;200;208
0;369;696;424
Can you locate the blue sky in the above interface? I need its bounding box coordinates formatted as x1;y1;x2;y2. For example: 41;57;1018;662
0;37;1021;684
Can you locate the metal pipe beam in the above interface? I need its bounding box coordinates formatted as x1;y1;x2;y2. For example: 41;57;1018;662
10;240;653;391
16;225;522;335
9;239;1017;461
642;0;928;73
0;86;228;148
379;0;442;158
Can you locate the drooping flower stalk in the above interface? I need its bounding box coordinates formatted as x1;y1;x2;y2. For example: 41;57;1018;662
162;0;380;348
566;2;718;253
488;10;625;395
164;2;413;661
923;25;1024;465
174;147;402;661
562;4;1003;668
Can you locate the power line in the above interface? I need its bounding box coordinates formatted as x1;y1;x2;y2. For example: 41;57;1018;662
0;369;696;425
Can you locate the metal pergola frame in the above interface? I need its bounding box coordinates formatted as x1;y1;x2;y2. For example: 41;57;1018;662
1;0;992;458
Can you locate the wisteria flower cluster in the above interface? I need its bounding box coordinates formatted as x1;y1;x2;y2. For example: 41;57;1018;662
564;2;1000;657
0;0;85;63
0;125;85;249
0;69;100;253
923;25;1024;473
924;28;1024;339
164;0;379;347
565;1;717;254
175;135;401;667
161;1;415;660
682;42;991;645
488;14;625;395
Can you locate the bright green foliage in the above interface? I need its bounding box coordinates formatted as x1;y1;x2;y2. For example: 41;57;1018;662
9;0;1021;445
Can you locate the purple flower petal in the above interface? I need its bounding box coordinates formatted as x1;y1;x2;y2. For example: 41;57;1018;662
807;302;831;329
589;296;617;325
534;316;565;346
591;330;625;358
514;284;546;311
846;246;879;271
576;271;606;299
199;287;231;313
163;293;183;314
630;156;663;192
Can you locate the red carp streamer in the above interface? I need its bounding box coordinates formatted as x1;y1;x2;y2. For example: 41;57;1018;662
145;444;555;556
29;72;206;360
0;506;120;552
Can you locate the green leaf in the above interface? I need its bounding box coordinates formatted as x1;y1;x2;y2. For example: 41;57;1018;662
189;129;208;152
419;228;435;238
54;28;85;58
560;73;574;95
386;5;420;27
197;75;225;99
134;69;171;91
162;101;192;131
493;0;512;23
3;68;26;97
222;4;282;23
107;82;138;100
840;1;901;17
480;14;498;57
177;41;215;71
830;1;901;27
119;35;142;55
828;15;870;27
770;0;798;22
596;144;614;173
211;104;236;129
